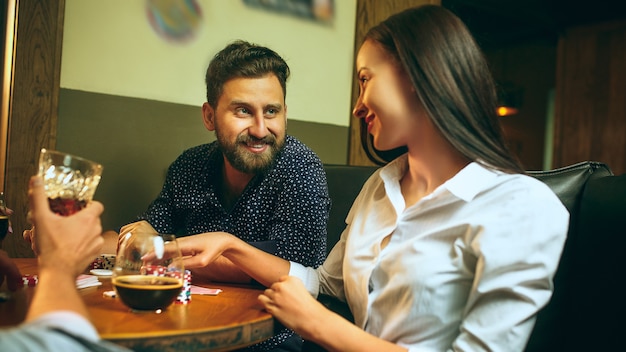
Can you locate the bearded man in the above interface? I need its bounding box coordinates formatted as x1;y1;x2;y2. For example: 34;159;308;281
112;40;329;352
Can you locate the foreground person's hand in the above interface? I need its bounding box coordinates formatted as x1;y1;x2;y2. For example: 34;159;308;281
28;176;104;276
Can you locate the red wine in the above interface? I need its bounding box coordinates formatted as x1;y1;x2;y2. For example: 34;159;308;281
113;275;182;311
48;197;87;216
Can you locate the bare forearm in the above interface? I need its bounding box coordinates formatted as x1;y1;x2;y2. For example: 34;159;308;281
26;268;88;322
223;237;291;287
179;232;292;287
306;313;407;352
191;256;253;284
260;277;406;352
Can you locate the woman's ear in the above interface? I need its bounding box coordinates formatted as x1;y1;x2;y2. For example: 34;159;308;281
202;102;216;131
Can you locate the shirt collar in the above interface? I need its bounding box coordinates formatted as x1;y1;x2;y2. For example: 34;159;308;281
444;161;500;202
382;155;501;203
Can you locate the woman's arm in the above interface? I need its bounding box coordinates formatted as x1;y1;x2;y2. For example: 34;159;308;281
259;276;407;352
176;232;291;287
188;256;254;284
454;183;569;350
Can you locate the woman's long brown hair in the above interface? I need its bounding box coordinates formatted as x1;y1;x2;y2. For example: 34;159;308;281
360;5;524;173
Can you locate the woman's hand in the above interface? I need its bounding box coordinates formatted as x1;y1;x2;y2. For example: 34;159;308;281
176;232;235;269
260;276;405;352
258;275;329;340
177;233;292;287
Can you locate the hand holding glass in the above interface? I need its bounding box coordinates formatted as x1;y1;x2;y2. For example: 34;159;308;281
38;149;103;216
113;232;184;312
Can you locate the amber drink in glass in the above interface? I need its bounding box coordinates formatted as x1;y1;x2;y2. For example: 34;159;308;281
38;149;103;216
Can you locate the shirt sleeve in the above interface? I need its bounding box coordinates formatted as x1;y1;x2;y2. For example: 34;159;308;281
138;161;178;234
28;311;100;341
453;184;569;351
316;226;349;300
289;261;320;297
269;156;330;267
0;311;130;351
288;227;349;301
316;175;378;302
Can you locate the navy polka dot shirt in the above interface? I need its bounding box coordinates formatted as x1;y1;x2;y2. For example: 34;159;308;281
138;135;330;350
140;135;329;266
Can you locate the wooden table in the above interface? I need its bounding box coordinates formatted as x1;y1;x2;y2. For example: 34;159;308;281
0;258;274;351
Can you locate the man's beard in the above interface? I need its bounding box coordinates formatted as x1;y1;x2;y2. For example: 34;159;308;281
216;131;285;174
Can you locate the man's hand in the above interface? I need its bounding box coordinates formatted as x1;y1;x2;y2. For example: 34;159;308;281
118;220;157;248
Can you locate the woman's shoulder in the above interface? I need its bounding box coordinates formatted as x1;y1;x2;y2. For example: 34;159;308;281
497;171;558;196
486;171;568;215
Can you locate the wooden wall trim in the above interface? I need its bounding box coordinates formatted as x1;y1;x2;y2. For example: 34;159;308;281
1;0;17;193
2;0;65;257
348;0;441;166
553;19;626;175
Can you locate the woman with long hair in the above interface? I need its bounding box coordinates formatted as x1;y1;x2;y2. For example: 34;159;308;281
176;6;568;351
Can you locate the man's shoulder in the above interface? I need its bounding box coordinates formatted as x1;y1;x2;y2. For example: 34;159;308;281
182;142;216;155
166;142;218;176
280;135;320;162
175;142;217;162
267;136;325;184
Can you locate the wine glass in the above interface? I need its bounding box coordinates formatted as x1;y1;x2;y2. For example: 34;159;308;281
38;148;103;216
113;231;184;312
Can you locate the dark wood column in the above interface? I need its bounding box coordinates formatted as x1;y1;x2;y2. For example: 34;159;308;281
553;20;626;175
1;0;64;257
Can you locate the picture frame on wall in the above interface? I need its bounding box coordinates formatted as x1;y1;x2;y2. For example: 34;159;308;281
242;0;334;24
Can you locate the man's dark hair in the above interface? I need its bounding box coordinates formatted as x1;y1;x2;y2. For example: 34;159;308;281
205;40;290;108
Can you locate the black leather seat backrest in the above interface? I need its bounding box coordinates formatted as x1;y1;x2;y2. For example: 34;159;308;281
323;164;378;254
527;161;612;213
525;161;612;351
561;173;626;351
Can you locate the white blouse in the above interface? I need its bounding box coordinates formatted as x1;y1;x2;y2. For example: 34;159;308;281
290;156;569;351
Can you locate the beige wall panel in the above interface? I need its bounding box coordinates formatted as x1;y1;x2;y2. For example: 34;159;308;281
57;89;348;231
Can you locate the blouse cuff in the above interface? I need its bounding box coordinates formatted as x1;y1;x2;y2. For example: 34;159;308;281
288;261;320;297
